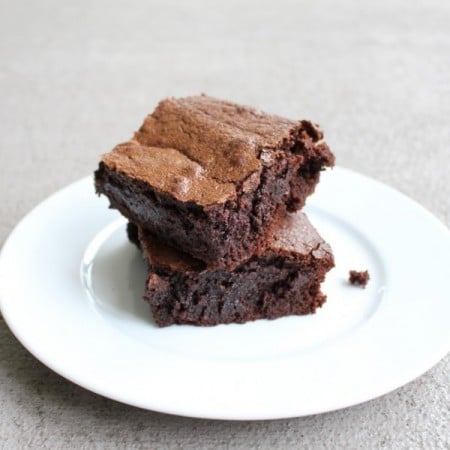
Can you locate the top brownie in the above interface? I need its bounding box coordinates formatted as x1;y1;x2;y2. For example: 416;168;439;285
95;95;334;268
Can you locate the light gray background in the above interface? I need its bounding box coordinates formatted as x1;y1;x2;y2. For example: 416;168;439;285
1;0;449;448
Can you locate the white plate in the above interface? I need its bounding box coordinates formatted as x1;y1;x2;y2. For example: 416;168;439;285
0;167;449;420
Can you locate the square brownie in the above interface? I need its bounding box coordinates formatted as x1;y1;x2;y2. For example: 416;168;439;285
128;212;334;327
96;95;334;268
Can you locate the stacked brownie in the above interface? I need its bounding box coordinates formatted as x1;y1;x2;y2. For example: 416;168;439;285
95;95;335;326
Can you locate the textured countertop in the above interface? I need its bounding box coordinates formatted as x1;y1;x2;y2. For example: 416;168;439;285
0;0;449;448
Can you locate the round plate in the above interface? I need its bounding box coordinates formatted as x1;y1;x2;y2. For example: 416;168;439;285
0;167;449;420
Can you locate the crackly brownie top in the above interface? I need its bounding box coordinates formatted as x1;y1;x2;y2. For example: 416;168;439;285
101;95;324;206
268;212;333;260
138;212;332;273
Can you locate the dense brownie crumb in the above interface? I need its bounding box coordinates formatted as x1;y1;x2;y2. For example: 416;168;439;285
95;95;334;269
349;270;370;288
128;212;334;327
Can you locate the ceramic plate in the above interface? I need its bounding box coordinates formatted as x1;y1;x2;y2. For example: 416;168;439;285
0;167;449;420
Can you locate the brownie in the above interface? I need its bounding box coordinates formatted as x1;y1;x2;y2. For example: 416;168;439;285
96;95;334;269
128;212;334;327
349;270;370;288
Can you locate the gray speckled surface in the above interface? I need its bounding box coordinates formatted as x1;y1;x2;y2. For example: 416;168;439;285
0;0;449;448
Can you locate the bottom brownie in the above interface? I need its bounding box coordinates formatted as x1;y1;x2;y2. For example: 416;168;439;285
128;212;334;327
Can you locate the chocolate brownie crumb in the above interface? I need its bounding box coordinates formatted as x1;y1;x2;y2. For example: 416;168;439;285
349;270;370;288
